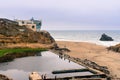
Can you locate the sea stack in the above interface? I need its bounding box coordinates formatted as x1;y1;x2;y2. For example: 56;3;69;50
100;33;114;41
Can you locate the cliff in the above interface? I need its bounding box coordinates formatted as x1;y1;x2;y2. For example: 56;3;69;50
0;18;57;48
108;44;120;52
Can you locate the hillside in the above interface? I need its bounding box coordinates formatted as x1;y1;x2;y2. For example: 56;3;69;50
0;18;57;48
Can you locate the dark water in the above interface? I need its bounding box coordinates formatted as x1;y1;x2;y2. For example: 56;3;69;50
0;51;93;80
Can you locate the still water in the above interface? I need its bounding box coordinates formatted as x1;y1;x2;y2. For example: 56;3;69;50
0;51;93;80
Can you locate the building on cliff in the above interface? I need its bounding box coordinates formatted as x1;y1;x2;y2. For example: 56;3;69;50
15;18;42;31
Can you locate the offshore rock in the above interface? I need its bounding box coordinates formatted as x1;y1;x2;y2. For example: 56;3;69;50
100;33;114;41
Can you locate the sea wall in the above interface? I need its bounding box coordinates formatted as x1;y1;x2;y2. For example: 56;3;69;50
52;49;110;75
64;53;110;74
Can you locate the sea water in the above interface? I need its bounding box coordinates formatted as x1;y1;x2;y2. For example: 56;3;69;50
49;30;120;46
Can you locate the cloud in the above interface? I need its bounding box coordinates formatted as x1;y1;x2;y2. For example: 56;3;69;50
0;0;120;30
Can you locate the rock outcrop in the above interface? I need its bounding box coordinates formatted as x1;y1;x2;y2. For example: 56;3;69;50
108;44;120;52
100;33;114;41
0;18;57;48
0;74;12;80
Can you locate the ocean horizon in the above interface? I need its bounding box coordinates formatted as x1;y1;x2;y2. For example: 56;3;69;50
49;30;120;47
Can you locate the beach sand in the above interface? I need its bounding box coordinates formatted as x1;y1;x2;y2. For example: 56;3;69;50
57;41;120;78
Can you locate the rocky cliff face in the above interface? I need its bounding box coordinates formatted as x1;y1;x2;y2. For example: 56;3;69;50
0;18;57;48
108;44;120;52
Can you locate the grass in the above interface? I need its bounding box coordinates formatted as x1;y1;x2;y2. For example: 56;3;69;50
0;48;47;57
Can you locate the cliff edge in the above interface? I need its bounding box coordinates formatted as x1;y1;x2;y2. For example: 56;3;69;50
0;18;57;48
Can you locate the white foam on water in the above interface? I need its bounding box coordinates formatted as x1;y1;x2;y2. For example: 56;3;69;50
49;30;120;47
55;39;119;47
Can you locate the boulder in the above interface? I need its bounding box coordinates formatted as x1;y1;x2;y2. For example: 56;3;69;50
108;44;120;52
100;33;114;41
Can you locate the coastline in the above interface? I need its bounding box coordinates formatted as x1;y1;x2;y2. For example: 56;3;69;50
56;41;120;78
55;39;119;47
49;30;120;47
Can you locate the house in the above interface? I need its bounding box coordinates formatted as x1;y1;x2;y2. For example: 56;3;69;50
15;18;42;31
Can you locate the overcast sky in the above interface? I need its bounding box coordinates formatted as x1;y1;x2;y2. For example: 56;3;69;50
0;0;120;30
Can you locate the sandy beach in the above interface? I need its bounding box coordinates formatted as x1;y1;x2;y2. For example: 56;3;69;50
57;41;120;78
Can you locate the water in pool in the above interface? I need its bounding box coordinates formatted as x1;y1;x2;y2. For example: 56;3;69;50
0;51;93;80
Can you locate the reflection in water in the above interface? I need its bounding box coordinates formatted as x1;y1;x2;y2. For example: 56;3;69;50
0;51;93;80
0;70;30;80
36;52;42;56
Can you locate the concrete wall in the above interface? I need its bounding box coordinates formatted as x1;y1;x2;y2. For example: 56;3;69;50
25;24;36;31
15;20;37;31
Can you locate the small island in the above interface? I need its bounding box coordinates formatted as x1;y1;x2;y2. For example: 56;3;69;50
99;33;114;41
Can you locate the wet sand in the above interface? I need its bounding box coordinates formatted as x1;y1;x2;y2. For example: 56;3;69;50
57;41;120;78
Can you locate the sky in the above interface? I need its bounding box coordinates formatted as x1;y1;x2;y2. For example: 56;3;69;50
0;0;120;30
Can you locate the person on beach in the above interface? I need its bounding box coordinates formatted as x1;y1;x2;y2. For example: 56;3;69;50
43;74;47;79
69;59;70;63
55;75;57;80
41;74;44;80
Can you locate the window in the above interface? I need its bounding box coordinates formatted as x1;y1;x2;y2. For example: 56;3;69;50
39;22;41;26
32;26;35;28
22;21;24;24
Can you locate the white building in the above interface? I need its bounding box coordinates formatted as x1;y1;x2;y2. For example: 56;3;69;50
15;18;42;31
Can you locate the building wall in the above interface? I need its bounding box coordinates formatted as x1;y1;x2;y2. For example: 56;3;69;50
25;24;36;31
33;20;42;31
15;20;37;31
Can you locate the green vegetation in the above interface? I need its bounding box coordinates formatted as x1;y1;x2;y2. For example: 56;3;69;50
0;48;47;57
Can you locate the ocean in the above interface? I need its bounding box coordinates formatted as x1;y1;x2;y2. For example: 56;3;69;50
49;30;120;46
